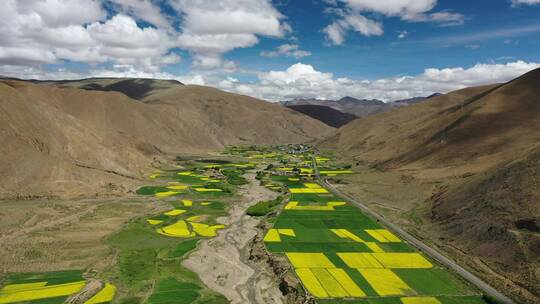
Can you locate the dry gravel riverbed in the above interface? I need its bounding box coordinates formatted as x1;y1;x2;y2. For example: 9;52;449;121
182;172;284;304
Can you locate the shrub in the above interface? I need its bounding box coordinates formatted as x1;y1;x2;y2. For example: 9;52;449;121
222;169;248;185
246;196;283;216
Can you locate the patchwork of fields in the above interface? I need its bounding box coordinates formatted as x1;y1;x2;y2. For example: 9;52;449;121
244;147;490;304
108;158;258;303
0;145;498;304
0;157;255;304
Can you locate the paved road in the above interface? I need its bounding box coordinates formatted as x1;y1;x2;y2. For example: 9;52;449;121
312;156;514;304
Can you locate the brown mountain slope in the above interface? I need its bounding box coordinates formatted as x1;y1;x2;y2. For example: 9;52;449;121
286;104;358;127
320;68;540;303
0;79;332;199
319;83;501;168
431;144;540;300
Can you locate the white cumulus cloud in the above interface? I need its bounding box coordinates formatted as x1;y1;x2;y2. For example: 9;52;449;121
343;0;437;19
0;1;178;73
323;13;383;45
0;0;291;74
109;0;172;30
260;44;312;59
324;0;465;44
511;0;540;6
171;0;290;69
217;61;540;102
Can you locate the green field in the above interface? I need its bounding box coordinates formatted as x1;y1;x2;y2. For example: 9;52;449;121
102;156;255;304
0;270;86;304
255;148;488;304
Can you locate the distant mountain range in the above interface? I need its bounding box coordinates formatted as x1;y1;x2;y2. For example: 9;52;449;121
282;94;441;118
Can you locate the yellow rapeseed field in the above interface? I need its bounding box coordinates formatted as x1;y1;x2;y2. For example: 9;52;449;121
371;253;432;269
365;243;384;253
277;229;295;237
190;222;225;237
289;188;328;194
337;252;383;268
157;220;194;238
295;269;328;298
155;191;181;197
327;201;346;207
331;229;364;242
193;188;223;192
311;268;349;298
365;229;401;242
331;229;384;252
1;282;47;293
358;269;413;296
284;201;344;211
263;229;296;242
167;185;188;190
327;268;366;297
182;200;193;206
84;283;116;304
0;281;86;304
264;229;281;242
331;229;349;239
147;219;163;225
286;253;335;268
164;209;187;216
337;252;432;269
401;297;441;304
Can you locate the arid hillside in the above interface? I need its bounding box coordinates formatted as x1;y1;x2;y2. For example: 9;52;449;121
320;68;540;303
0;78;332;199
286;104;358;127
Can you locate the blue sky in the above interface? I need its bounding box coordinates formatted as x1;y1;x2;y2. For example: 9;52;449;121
1;0;539;101
230;0;540;79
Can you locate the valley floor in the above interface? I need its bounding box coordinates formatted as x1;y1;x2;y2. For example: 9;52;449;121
0;145;512;304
